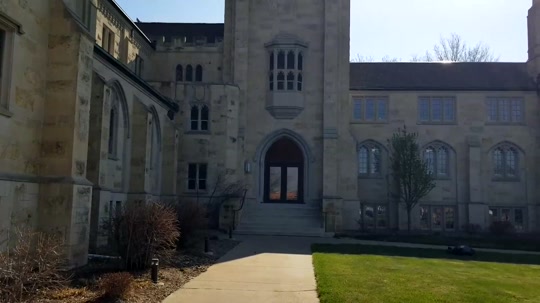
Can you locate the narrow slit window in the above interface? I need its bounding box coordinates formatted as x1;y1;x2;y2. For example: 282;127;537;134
277;72;285;90
186;65;193;82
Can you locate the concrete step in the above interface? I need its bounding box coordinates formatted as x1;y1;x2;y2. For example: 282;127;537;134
234;228;327;237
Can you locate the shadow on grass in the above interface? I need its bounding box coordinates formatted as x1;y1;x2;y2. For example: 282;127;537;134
312;244;540;266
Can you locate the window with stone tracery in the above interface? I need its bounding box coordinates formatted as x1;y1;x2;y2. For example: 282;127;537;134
423;142;451;179
268;49;303;92
491;143;520;180
357;141;384;178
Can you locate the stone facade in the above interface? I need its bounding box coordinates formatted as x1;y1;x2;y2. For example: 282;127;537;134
1;0;540;266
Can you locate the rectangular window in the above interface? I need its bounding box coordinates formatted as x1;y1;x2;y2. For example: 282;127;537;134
421;205;457;231
0;26;14;114
487;97;524;124
352;97;388;122
353;99;362;120
102;26;115;55
135;55;144;77
444;207;455;230
0;29;5;108
490;207;526;231
418;97;455;124
187;163;207;191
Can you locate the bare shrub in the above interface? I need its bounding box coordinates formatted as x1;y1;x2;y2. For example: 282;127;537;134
97;272;133;300
462;223;482;235
176;200;206;248
109;202;180;270
490;221;515;236
0;227;67;303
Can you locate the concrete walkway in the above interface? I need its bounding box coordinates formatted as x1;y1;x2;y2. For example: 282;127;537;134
163;236;320;303
163;235;540;303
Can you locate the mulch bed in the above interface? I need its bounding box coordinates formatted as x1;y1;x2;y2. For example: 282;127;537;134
36;237;240;303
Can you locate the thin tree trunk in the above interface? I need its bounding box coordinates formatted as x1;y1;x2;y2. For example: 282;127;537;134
407;209;411;233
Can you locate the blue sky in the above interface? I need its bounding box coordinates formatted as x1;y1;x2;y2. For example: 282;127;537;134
116;0;531;62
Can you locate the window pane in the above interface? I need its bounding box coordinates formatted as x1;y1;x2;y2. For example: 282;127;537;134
511;99;523;123
370;147;381;174
269;167;282;200
488;99;497;122
424;148;435;175
198;180;207;190
195;65;203;82
432;207;443;229
286;167;299;201
176;65;183;81
287;72;295;90
186;65;193;81
358;147;368;174
287;51;295;69
489;208;498;223
201;106;209;120
269;51;274;70
198;164;207;179
365;99;375;121
365;206;375;229
269;72;274;91
419;99;430;121
443;98;454;122
501;209;511;221
431;98;442;121
353;99;362;120
277;51;285;69
437;147;448;176
277;72;285;90
499;99;510;122
444;207;455;230
201;121;208;131
493;149;503;176
297;73;303;91
188;164;197;179
420;207;429;229
514;209;524;231
190;106;199;130
376;205;387;228
377;100;387;121
298;53;303;70
505;149;517;177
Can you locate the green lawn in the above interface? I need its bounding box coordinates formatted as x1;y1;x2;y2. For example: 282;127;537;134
312;244;540;303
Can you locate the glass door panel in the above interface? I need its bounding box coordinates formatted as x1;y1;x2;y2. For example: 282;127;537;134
269;166;282;201
286;167;299;201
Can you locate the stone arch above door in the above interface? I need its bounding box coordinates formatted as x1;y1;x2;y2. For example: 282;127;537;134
254;129;314;203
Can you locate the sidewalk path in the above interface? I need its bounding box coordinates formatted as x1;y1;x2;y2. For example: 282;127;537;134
163;235;540;303
163;236;319;303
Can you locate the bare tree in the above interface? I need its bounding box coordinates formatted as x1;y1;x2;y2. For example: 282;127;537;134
207;171;246;229
413;33;499;62
388;127;435;232
351;54;401;63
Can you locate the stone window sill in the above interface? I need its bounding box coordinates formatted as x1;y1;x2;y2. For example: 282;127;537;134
108;155;119;161
485;122;526;126
492;177;520;183
350;120;388;125
417;121;457;125
185;130;211;135
358;174;384;180
0;107;13;118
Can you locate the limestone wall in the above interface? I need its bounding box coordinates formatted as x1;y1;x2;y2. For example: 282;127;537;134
95;0;153;77
0;0;50;248
338;90;540;232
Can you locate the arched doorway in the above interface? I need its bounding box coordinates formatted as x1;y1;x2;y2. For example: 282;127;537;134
264;137;304;203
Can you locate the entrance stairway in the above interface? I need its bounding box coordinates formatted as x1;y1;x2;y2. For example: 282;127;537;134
234;202;327;237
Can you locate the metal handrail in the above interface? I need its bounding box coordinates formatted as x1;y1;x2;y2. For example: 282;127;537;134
231;189;248;230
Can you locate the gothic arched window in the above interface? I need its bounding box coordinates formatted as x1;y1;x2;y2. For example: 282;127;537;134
423;142;450;178
175;64;183;81
358;141;383;177
185;65;193;82
492;143;520;180
195;65;203;82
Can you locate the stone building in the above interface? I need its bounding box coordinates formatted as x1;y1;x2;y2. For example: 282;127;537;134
1;0;540;266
